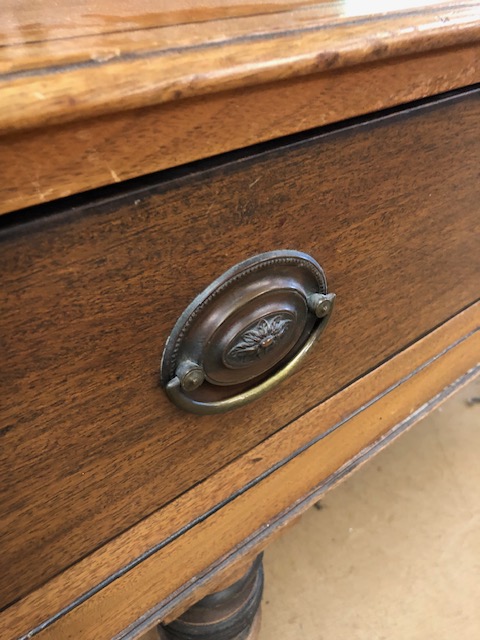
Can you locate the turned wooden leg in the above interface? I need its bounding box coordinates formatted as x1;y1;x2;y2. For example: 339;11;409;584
160;555;264;640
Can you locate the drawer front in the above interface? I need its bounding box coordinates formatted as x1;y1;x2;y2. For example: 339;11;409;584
1;90;479;610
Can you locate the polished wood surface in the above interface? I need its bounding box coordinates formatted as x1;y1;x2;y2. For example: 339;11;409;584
1;3;479;639
1;90;479;615
1;43;479;216
1;0;323;42
0;1;479;132
3;303;477;640
0;92;480;616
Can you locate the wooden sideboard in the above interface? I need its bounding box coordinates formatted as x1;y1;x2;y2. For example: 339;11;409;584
1;2;479;639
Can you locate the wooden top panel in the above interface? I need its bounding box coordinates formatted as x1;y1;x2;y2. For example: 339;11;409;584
0;0;460;45
0;1;479;133
0;0;320;42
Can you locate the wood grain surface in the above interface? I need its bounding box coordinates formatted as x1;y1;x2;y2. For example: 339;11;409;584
1;43;479;216
1;90;479;614
3;303;478;640
1;0;322;43
0;87;480;605
0;1;479;132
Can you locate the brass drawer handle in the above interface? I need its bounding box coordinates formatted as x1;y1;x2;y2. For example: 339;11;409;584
160;250;335;415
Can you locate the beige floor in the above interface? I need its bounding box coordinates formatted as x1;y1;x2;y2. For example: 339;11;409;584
261;378;480;640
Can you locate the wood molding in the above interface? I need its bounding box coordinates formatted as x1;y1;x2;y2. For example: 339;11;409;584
1;44;479;216
0;2;479;133
2;301;478;640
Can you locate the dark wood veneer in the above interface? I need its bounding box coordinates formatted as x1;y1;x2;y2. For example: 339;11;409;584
1;90;479;611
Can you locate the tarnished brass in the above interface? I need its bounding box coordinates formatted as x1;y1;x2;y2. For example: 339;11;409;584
308;292;336;318
160;250;335;414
